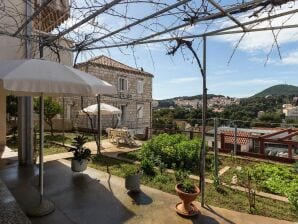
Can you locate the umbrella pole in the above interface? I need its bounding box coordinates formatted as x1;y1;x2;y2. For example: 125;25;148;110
27;94;54;217
97;95;101;155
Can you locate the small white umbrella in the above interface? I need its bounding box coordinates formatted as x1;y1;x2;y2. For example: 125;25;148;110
80;103;122;115
0;59;116;216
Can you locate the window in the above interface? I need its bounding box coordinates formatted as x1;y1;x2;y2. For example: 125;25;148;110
118;77;128;91
137;80;144;94
137;104;144;119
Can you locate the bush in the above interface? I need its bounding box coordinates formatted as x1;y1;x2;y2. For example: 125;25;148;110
140;156;155;176
140;133;202;172
123;165;140;178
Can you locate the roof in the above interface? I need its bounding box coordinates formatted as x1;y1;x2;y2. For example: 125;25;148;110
77;55;153;77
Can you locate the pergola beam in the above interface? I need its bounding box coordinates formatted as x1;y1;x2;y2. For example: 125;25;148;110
79;0;191;49
82;7;298;50
46;0;123;44
278;131;298;141
207;0;246;31
111;0;265;47
13;0;54;36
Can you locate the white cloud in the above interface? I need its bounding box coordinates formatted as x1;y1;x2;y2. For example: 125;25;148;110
251;50;298;65
281;51;298;65
213;69;237;76
170;76;200;84
213;3;298;52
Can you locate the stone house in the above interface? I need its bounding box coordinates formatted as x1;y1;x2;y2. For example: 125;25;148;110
62;55;153;135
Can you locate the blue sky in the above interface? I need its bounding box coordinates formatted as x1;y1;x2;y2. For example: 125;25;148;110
75;1;298;100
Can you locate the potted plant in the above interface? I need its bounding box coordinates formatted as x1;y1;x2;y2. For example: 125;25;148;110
174;170;200;216
124;165;141;192
69;135;91;172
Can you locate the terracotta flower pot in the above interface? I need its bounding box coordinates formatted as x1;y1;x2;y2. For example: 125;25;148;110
175;184;200;214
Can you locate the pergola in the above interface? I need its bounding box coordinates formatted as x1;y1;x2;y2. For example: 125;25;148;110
1;0;298;207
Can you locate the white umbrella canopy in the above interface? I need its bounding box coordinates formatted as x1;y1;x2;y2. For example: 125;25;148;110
0;59;116;96
80;103;121;115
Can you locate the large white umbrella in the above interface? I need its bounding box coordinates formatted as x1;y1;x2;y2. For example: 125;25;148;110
0;59;115;96
80;103;122;115
0;59;116;216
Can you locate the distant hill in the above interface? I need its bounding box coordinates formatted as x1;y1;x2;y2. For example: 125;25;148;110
252;84;298;98
157;94;225;108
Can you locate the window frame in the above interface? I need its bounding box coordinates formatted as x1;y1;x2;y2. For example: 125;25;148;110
118;77;128;92
137;79;144;94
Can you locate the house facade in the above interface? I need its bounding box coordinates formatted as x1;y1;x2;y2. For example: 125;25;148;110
62;55;153;135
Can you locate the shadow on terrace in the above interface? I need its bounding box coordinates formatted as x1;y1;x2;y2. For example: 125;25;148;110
0;159;135;224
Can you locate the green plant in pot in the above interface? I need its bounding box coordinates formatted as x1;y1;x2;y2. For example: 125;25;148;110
124;165;141;192
69;135;91;172
174;169;200;216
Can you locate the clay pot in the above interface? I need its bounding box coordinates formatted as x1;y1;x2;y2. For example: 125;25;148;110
175;184;200;213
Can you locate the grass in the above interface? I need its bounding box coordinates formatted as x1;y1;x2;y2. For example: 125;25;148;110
90;155;298;222
44;132;96;145
43;143;68;156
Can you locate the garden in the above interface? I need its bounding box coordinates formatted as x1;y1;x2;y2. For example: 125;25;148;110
7;131;95;156
104;133;298;221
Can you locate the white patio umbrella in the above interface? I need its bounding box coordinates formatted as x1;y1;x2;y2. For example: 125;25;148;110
0;59;116;216
80;103;122;115
79;103;121;150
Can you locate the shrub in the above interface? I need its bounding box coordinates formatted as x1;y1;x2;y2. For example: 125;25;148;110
287;190;298;211
140;156;155;176
174;169;196;193
140;133;202;172
153;173;172;185
123;165;140;178
69;135;91;161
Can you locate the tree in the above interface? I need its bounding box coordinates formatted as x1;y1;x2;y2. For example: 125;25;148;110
34;97;62;136
6;95;18;119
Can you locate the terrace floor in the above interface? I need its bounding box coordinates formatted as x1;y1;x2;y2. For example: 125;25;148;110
0;154;293;224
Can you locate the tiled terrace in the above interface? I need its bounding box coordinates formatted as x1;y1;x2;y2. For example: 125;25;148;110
0;153;293;224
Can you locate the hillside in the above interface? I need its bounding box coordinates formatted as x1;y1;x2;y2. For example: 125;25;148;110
252;84;298;98
157;94;224;108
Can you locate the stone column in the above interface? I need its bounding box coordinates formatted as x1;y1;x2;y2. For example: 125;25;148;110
0;90;6;152
18;97;34;165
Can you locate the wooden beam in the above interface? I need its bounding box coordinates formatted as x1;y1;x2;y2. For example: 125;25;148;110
260;129;291;139
278;131;298;141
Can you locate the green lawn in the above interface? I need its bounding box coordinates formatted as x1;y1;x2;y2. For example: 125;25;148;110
89;155;298;222
44;132;96;145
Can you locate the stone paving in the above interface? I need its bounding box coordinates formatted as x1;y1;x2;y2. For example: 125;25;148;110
0;156;294;224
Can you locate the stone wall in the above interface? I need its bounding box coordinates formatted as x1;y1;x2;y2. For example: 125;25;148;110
59;63;153;133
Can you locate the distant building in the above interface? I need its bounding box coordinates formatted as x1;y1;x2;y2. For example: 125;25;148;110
283;104;298;120
207;127;298;160
257;111;265;118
